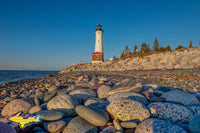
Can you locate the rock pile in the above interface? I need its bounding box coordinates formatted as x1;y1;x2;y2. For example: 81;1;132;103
0;74;200;133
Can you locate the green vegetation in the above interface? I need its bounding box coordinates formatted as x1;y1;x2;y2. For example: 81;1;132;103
112;38;196;60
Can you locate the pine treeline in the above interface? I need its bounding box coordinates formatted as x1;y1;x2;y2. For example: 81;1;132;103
113;38;195;60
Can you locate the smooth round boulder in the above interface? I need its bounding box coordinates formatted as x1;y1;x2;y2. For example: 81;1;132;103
107;92;148;105
62;116;97;133
148;102;194;123
43;92;57;102
75;105;109;126
0;122;17;133
1;99;33;116
189;114;200;133
47;120;67;133
97;85;112;98
107;99;150;121
47;94;79;117
161;90;200;105
37;110;64;121
135;118;186;133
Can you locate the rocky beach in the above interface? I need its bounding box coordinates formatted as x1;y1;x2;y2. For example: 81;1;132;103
0;48;200;133
0;67;200;133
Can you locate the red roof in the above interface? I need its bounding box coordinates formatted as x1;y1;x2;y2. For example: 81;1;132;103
92;52;103;54
96;23;102;27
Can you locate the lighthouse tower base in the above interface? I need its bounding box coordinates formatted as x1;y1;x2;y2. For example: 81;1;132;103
92;52;103;63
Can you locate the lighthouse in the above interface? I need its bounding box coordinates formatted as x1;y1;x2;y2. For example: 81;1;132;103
92;24;104;63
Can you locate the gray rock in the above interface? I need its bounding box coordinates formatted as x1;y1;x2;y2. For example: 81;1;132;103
47;94;79;117
120;120;137;128
107;92;148;105
84;98;108;111
135;118;187;133
43;92;57;102
1;99;33;116
161;90;200;105
108;82;143;95
75;105;109;126
186;104;200;116
69;89;97;104
149;97;165;102
62;116;97;133
97;85;112;98
37;110;64;121
189;114;200;133
0;121;17;133
148;102;194;123
101;126;116;133
107;99;150;121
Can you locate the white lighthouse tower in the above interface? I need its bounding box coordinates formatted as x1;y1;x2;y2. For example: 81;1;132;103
92;24;104;63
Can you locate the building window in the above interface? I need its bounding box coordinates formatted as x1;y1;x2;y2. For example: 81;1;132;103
96;55;99;59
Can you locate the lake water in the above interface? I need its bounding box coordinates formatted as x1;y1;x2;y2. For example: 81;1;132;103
0;70;59;84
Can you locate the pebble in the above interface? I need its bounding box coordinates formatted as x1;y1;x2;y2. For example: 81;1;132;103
75;105;109;126
120;120;137;128
47;120;67;133
97;85;112;98
29;106;42;114
149;96;165;102
43;92;57;102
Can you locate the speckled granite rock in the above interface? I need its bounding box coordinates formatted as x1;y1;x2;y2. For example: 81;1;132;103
107;99;150;121
189;114;200;133
62;116;97;133
97;85;112;98
1;99;33;116
148;102;194;123
37;110;64;121
69;89;97;104
161;90;200;105
135;118;187;133
47;94;79;117
75;105;109;126
107;92;148;105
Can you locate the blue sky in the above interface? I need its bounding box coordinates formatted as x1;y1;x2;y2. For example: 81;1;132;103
0;0;200;70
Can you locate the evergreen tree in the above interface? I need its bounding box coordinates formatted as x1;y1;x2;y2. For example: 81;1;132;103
141;42;147;54
146;44;151;53
154;37;159;51
125;45;130;56
113;56;117;60
189;40;193;48
159;47;166;52
133;44;138;55
166;45;172;51
120;51;125;58
175;45;184;50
